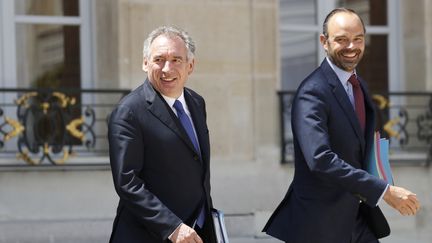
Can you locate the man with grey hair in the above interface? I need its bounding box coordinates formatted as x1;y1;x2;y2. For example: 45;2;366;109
108;26;216;243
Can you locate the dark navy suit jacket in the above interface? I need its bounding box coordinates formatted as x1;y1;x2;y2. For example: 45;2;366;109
263;60;390;243
108;79;215;243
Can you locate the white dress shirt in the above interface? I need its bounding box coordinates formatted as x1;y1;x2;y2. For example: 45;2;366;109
161;92;201;153
325;57;356;108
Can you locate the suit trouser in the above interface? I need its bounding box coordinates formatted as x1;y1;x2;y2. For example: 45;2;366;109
194;217;216;243
351;210;380;243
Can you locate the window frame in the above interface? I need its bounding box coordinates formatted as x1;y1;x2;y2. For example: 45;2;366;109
0;0;93;89
279;0;404;92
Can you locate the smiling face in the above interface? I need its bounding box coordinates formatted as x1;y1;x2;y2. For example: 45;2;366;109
320;11;365;72
143;34;194;98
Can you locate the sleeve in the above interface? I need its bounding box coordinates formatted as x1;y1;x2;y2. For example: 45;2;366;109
292;83;388;207
108;105;182;240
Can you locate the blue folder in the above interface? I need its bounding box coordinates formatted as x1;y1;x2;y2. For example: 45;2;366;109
365;132;394;185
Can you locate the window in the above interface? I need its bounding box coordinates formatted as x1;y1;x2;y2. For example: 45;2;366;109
0;0;92;89
279;0;318;91
0;0;95;163
279;0;403;93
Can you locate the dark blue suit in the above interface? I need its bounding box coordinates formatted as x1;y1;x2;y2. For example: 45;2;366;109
108;80;216;243
263;60;390;242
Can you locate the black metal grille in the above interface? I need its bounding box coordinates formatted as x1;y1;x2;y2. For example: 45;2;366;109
278;91;432;166
0;88;129;166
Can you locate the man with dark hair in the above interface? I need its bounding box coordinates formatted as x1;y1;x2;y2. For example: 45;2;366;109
263;8;420;243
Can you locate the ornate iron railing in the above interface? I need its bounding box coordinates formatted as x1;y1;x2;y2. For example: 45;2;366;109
0;88;129;166
278;91;432;166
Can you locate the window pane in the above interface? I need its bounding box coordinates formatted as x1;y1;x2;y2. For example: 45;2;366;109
15;0;79;16
281;32;318;90
280;0;317;25
338;0;387;25
16;24;81;89
357;35;388;94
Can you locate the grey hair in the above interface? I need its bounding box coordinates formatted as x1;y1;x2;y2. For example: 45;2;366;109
142;26;195;61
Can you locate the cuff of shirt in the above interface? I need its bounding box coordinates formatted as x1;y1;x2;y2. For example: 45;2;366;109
168;223;183;242
377;184;389;206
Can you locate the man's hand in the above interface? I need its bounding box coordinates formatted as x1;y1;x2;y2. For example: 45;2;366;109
169;223;203;243
383;185;420;216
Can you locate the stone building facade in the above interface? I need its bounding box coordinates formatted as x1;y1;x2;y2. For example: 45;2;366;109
0;0;431;242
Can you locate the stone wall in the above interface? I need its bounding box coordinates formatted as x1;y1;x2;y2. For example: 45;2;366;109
0;164;431;242
116;0;279;162
402;0;428;92
426;0;432;91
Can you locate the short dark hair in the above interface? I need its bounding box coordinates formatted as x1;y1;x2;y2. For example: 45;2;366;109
322;8;366;38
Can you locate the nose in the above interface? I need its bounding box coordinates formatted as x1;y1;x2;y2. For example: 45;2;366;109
162;61;171;72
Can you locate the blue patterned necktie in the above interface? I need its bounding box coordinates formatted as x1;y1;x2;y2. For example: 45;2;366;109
173;100;205;228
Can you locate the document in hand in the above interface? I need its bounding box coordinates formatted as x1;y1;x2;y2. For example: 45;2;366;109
212;208;229;243
365;132;394;185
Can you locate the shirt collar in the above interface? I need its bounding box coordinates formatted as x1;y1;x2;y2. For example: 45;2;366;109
325;57;356;87
161;92;190;116
161;92;185;107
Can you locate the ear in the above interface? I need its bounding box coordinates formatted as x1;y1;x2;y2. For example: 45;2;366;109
319;34;328;52
142;58;148;72
187;58;195;75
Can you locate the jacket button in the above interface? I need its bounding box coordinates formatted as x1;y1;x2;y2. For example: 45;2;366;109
193;155;199;161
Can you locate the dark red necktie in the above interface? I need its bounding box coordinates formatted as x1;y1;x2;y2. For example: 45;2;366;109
348;74;366;131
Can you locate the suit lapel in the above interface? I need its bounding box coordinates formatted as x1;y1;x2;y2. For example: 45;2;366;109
359;76;376;161
142;80;198;155
320;60;366;153
185;89;210;164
